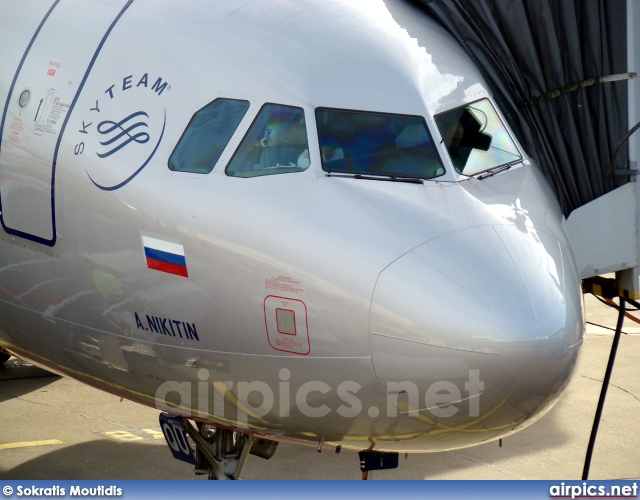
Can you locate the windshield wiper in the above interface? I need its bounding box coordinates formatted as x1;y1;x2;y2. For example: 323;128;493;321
325;172;424;183
474;159;523;180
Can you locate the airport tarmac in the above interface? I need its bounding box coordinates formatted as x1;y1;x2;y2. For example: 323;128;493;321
0;294;638;480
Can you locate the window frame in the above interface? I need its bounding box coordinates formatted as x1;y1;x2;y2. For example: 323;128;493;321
225;102;311;179
433;98;523;177
315;106;446;181
168;97;251;175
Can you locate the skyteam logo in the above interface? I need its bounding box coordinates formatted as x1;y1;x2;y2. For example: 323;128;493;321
73;72;169;191
96;111;150;158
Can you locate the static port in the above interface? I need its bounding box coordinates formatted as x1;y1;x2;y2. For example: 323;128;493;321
18;89;31;108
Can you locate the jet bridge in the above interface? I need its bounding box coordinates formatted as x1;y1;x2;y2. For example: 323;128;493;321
405;0;639;478
408;0;640;298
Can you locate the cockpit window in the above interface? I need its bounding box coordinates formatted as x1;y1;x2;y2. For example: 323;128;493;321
315;108;444;179
226;104;310;178
169;98;249;174
434;98;521;176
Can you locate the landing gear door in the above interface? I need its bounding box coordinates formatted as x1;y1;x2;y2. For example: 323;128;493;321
0;0;130;247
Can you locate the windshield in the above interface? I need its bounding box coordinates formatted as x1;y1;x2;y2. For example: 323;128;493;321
169;98;249;174
434;98;521;176
316;108;444;179
226;103;310;178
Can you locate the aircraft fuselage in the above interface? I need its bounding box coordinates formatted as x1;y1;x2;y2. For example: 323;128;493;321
0;0;584;453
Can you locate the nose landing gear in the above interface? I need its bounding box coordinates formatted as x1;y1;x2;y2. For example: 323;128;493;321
159;412;278;480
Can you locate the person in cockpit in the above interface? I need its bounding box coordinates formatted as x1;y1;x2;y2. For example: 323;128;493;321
259;111;308;169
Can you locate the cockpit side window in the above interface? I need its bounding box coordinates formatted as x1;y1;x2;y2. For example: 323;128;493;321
169;98;250;174
434;98;522;176
315;108;444;180
226;104;310;178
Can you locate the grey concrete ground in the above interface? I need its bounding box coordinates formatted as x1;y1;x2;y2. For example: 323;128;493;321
0;294;638;480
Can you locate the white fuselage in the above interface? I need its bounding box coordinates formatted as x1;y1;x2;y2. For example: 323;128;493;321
0;0;583;452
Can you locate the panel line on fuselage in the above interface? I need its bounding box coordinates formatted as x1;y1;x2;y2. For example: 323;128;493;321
0;0;134;247
0;0;60;151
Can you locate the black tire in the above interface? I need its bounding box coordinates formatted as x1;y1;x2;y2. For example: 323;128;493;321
0;351;10;364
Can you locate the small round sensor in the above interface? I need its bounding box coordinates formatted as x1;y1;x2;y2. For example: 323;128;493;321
18;89;31;108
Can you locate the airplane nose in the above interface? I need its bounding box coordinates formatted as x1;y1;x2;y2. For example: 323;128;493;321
369;224;584;449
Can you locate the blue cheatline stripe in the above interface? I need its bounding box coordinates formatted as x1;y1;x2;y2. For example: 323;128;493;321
144;247;187;267
0;0;135;248
0;0;60;154
47;0;135;246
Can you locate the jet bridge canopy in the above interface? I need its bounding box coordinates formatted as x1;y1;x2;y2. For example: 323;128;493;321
406;0;633;217
405;0;639;295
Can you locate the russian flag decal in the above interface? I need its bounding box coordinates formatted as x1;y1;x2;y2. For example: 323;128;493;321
141;234;188;277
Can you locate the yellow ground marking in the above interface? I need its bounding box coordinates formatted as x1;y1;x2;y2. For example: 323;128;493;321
141;428;164;439
104;431;144;441
0;439;64;450
102;429;163;441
